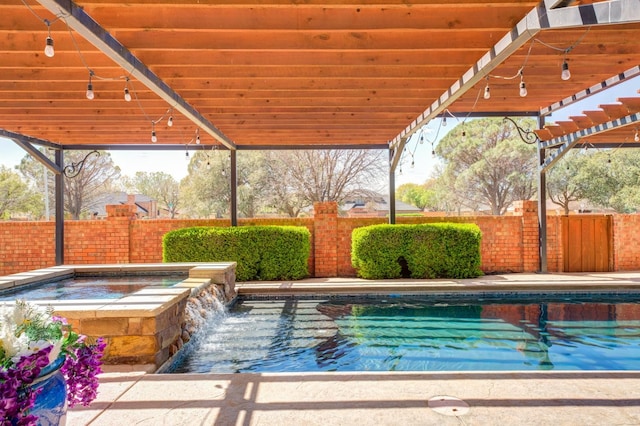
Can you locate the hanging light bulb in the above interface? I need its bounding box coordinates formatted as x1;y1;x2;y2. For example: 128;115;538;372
167;115;174;127
519;80;527;97
411;158;415;168
561;60;571;81
483;82;491;100
85;73;94;100
195;129;201;144
151;122;157;143
206;158;211;169
185;146;190;159
442;115;447;127
420;134;424;144
635;129;639;142
123;87;132;102
44;21;54;58
519;70;527;97
44;36;54;58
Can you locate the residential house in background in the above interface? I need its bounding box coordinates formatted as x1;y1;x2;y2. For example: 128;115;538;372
341;195;421;217
91;192;159;219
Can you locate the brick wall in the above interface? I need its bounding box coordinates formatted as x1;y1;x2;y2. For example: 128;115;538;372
2;201;640;277
613;214;640;271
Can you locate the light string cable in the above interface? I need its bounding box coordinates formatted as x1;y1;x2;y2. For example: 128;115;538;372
63;18;180;143
488;27;592;87
410;85;483;163
20;0;66;57
534;27;592;56
21;1;192;146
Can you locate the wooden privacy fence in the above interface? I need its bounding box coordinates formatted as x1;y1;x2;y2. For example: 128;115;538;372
561;215;612;272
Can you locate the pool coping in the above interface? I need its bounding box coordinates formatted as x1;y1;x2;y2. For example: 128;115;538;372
236;271;640;297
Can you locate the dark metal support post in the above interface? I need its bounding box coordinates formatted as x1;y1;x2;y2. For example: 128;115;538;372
55;149;64;265
389;148;396;224
230;150;238;226
537;115;548;273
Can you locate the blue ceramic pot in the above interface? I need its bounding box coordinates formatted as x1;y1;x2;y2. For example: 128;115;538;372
28;355;68;426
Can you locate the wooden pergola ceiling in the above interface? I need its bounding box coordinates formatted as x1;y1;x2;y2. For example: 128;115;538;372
1;0;640;153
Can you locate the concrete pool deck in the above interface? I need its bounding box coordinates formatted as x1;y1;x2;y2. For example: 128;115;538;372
67;271;640;425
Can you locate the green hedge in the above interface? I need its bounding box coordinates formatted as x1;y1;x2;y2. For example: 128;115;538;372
162;225;310;281
351;223;482;279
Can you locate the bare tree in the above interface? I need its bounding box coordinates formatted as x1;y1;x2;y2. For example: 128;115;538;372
281;149;387;204
63;151;121;219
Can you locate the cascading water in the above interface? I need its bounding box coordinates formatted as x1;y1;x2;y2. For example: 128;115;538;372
182;285;227;343
160;283;230;372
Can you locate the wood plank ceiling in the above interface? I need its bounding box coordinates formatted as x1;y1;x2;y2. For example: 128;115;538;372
1;0;639;151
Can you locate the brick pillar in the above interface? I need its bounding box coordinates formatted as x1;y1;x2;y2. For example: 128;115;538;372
513;200;540;272
313;202;338;277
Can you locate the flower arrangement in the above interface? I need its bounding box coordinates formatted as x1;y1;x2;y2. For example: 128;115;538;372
0;300;106;424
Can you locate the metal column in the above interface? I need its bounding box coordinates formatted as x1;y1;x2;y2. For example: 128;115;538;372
55;149;64;265
230;150;238;226
388;149;396;224
537;115;548;273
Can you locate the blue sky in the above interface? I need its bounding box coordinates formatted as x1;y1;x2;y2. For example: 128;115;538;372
1;76;638;186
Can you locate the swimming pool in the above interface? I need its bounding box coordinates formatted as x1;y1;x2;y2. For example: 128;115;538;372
0;274;185;301
171;294;640;373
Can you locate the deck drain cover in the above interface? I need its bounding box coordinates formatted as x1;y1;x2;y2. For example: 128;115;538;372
428;395;470;416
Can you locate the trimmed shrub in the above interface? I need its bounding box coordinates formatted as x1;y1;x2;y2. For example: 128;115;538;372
162;225;310;281
351;223;482;279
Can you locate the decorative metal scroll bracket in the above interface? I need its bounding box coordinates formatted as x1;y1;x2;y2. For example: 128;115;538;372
503;117;540;145
63;150;99;178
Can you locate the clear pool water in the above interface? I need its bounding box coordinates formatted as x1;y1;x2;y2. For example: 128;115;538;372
171;294;640;373
0;275;184;301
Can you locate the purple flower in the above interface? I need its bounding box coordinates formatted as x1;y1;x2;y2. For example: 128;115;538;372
61;338;105;408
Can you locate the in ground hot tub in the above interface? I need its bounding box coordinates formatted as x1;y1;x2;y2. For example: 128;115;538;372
0;263;237;370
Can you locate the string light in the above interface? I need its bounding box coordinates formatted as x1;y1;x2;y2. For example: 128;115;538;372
44;20;54;58
442;116;447;127
185;145;190;160
561;60;571;81
195;129;200;144
151;122;157;143
85;72;94;100
123;78;132;102
519;72;528;97
635;129;639;142
483;78;491;100
21;2;207;153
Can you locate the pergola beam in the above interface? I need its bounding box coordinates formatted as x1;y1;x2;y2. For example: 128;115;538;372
389;0;640;171
389;3;548;170
540;65;640;117
0;129;61;174
541;111;640;172
36;0;236;151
